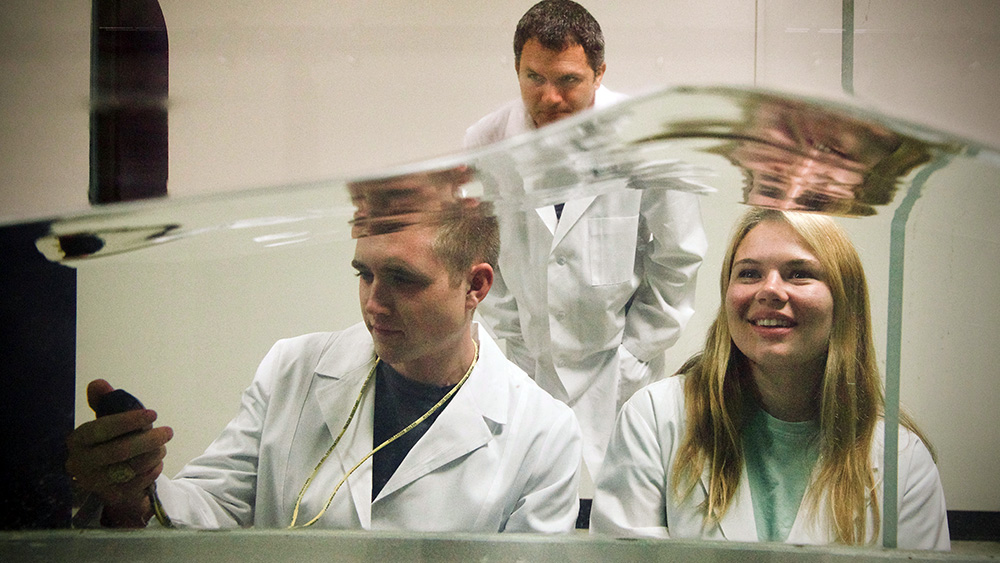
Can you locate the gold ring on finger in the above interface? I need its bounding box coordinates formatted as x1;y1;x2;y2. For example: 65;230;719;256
107;464;135;484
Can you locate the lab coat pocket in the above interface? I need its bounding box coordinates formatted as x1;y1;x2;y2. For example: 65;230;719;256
587;216;639;286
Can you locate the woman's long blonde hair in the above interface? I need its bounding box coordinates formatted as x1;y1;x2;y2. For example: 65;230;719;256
671;207;929;544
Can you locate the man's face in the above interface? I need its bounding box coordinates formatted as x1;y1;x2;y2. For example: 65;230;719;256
736;102;902;214
352;226;473;377
517;37;605;128
735;142;860;213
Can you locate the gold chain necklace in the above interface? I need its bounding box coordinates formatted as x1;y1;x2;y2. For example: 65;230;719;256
288;338;479;528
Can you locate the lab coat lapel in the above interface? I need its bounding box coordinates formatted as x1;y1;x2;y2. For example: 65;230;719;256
534;206;558;236
550;196;596;248
313;355;377;528
787;445;883;544
374;329;506;501
701;464;758;541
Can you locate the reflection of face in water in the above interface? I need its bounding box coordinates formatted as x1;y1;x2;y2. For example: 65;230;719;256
730;99;918;215
737;142;865;213
348;167;475;237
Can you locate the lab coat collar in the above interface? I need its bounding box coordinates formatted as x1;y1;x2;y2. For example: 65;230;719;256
312;326;378;448
698;444;883;544
701;463;758;541
535;196;597;247
312;328;379;528
375;323;507;500
308;323;508;520
506;100;535;141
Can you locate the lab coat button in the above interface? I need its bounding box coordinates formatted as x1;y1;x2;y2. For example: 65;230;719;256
556;256;567;266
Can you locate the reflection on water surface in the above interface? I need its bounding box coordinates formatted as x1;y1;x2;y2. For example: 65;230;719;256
35;86;966;264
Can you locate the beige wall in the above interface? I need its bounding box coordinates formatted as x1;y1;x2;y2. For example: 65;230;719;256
2;1;998;512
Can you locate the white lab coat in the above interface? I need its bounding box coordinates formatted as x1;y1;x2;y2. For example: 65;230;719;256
465;87;707;479
154;322;582;533
591;376;951;550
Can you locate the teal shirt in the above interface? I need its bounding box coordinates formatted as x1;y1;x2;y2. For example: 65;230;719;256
743;407;821;542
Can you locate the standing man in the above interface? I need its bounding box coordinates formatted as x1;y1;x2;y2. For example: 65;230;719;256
65;178;583;532
465;0;706;485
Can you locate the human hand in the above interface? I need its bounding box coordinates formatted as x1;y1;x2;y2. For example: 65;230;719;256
65;379;173;524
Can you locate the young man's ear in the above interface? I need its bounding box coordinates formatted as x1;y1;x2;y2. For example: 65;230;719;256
466;263;494;309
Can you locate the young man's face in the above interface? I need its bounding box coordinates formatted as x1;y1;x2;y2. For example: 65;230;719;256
352;226;475;379
517;37;605;128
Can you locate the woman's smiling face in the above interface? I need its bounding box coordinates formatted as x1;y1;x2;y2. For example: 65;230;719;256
726;219;834;377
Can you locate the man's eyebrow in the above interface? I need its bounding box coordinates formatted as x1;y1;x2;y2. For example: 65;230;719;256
351;257;434;283
382;259;433;283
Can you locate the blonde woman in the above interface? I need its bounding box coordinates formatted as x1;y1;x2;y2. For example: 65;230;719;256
591;207;949;549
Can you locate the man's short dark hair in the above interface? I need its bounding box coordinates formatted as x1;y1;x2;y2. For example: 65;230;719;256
434;203;500;286
514;0;605;74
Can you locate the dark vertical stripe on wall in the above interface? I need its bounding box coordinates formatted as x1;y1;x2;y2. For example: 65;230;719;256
0;223;76;529
90;0;169;204
841;0;854;95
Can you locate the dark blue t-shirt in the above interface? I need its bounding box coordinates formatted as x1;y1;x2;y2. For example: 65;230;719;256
372;361;455;500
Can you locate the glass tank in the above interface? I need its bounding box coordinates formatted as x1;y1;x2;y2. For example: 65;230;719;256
2;1;998;560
